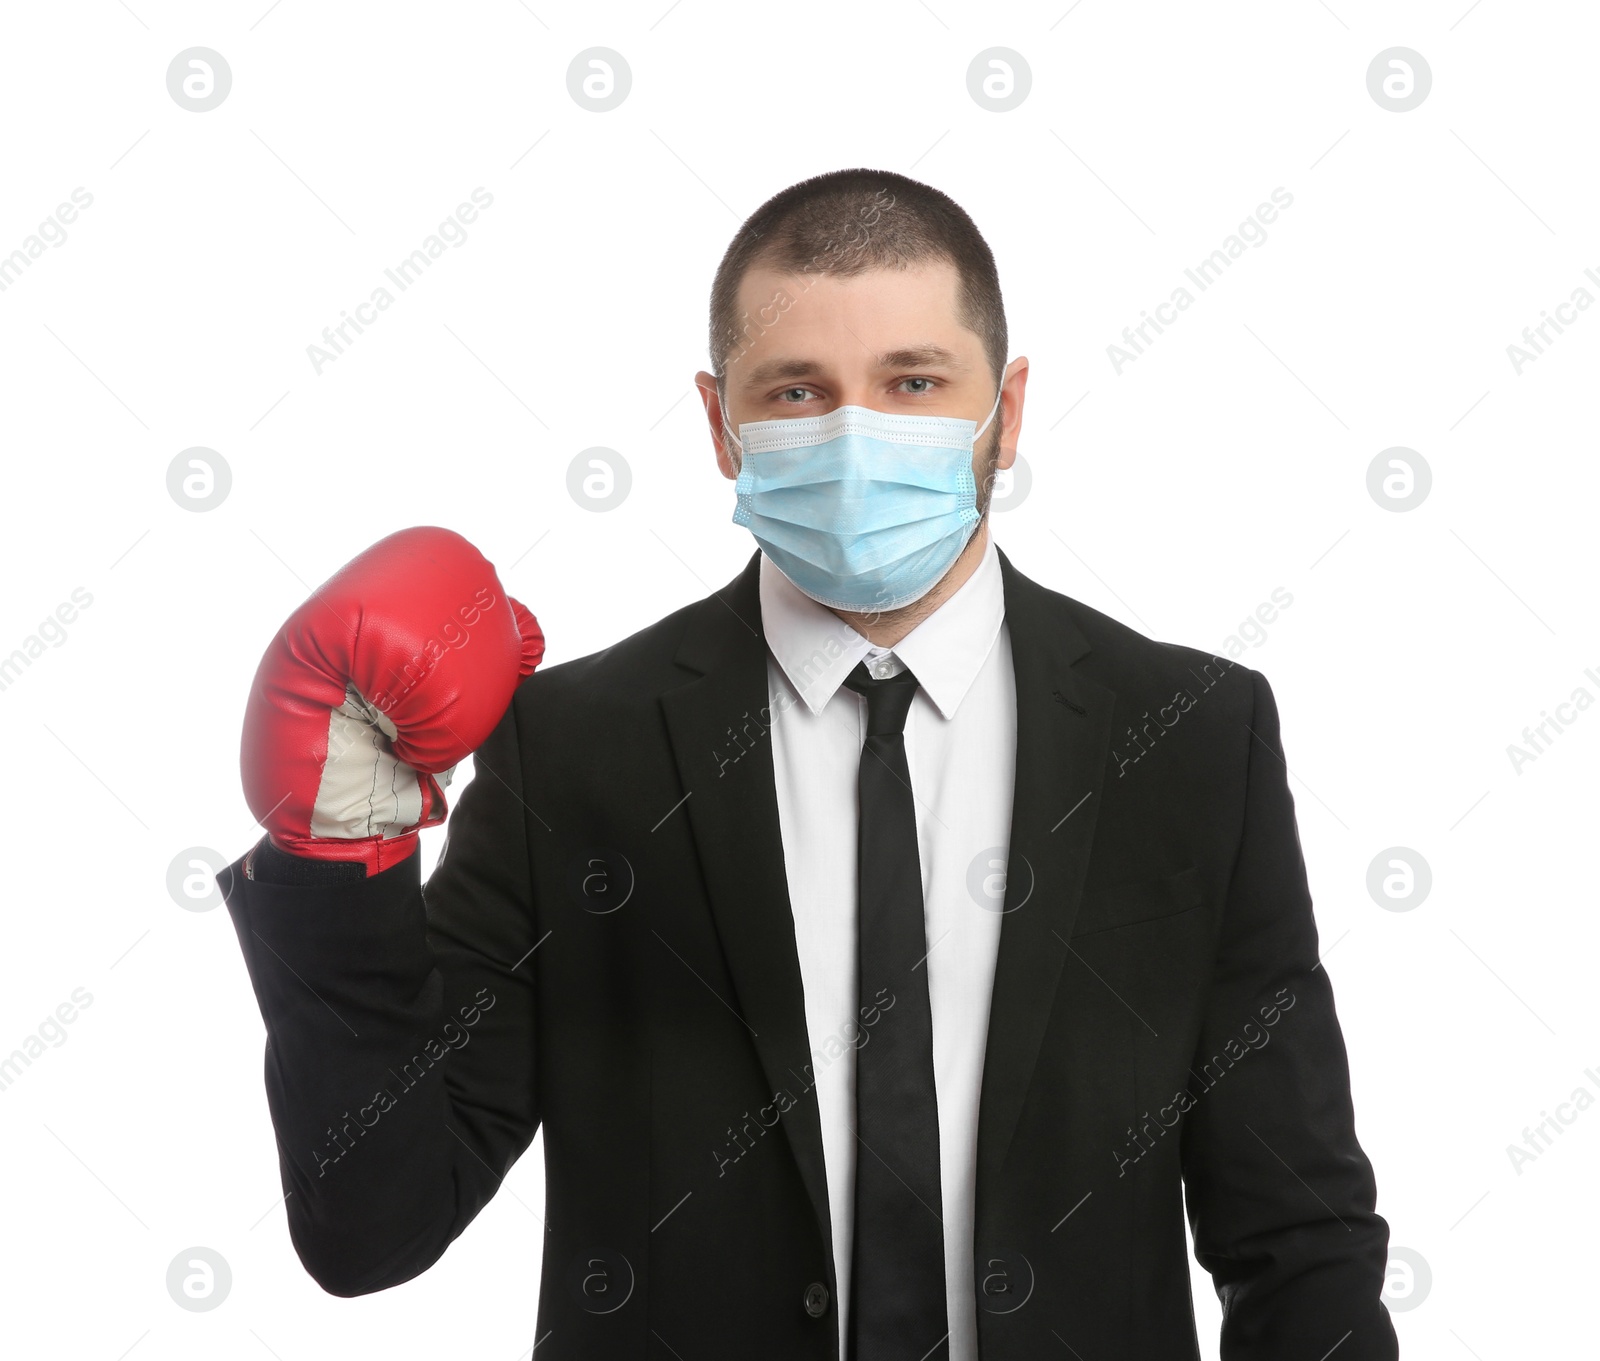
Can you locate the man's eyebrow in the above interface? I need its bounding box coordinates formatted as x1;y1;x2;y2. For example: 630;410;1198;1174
739;357;830;386
737;345;969;388
875;344;969;371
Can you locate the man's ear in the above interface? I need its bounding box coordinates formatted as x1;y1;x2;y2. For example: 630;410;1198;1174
695;369;738;480
995;356;1029;467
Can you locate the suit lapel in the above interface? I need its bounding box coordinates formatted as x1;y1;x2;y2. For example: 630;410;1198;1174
974;546;1118;1202
658;550;837;1264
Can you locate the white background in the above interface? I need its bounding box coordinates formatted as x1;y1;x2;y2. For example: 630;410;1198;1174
1;2;1595;1357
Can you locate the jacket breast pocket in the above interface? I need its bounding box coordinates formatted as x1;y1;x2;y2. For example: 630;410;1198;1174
1070;864;1204;938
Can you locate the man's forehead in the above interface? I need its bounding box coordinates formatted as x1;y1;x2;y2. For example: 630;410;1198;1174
737;255;958;306
730;259;978;387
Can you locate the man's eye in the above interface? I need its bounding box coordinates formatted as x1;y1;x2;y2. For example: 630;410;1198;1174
778;387;814;403
900;377;936;394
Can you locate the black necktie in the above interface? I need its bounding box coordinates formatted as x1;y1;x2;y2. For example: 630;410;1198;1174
842;659;948;1361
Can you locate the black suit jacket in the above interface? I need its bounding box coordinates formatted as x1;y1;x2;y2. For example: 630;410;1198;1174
221;545;1398;1359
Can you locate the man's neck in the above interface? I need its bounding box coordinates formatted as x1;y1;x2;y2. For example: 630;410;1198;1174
828;519;991;648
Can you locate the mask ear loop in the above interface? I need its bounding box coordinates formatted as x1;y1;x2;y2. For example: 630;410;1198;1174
974;382;1004;440
717;384;744;456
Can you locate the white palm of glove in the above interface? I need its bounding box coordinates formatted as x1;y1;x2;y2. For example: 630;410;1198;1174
309;685;455;841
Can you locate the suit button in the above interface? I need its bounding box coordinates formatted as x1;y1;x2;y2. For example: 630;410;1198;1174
803;1281;829;1317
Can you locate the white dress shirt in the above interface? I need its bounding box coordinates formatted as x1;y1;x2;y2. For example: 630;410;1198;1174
760;534;1017;1361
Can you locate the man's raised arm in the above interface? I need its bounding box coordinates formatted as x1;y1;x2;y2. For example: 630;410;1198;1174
219;526;546;1295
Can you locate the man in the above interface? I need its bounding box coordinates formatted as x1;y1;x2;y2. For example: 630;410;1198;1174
222;168;1399;1360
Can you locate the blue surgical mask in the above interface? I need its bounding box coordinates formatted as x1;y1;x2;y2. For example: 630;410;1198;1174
723;384;1003;613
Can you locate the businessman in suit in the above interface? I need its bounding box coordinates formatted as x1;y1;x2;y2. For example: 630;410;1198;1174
221;168;1399;1359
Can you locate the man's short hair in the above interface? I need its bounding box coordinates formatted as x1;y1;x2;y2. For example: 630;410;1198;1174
709;168;1007;394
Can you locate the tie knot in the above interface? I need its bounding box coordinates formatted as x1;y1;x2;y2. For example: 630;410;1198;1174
843;659;920;737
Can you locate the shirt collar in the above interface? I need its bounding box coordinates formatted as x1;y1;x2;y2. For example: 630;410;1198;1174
758;533;1006;720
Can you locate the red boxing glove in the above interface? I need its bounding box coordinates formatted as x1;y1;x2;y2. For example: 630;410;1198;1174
240;526;545;875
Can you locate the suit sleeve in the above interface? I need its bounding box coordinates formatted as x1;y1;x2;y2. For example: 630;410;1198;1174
220;696;540;1296
1179;668;1398;1360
